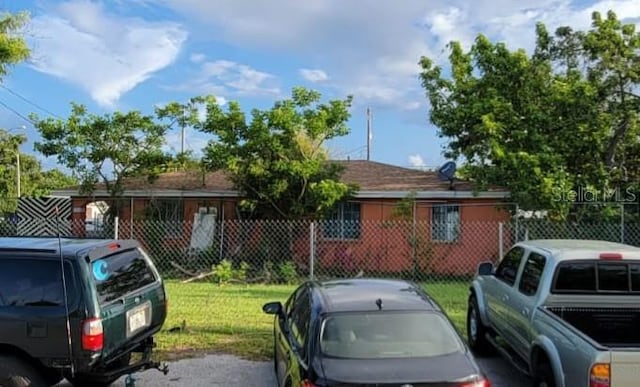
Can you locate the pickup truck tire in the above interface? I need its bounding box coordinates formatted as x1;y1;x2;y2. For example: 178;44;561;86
467;295;494;356
532;362;555;387
0;355;48;387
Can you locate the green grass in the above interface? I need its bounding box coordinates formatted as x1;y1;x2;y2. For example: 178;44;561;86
154;280;470;361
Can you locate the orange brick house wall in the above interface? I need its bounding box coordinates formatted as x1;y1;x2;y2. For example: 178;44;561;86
70;196;511;276
303;199;511;276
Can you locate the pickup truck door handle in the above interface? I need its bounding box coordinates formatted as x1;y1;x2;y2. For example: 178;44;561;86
502;295;509;302
521;308;529;317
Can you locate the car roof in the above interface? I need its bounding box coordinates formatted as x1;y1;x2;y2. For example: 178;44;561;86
516;239;640;261
0;236;123;258
312;278;440;313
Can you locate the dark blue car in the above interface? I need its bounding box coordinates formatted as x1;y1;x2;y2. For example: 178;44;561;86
263;278;491;387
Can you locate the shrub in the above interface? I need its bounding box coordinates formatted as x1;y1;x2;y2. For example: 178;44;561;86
277;260;298;284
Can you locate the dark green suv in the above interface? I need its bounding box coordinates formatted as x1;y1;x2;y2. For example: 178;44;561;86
0;237;168;387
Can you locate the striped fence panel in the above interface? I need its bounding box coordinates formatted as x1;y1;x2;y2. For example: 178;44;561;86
17;197;73;236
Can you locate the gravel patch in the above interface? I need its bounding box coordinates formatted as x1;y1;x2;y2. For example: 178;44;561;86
57;353;529;387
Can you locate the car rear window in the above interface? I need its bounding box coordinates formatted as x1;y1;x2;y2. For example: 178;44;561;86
320;311;464;359
91;248;157;303
553;261;640;293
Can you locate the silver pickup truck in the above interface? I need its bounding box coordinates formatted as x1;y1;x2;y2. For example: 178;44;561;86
468;239;640;387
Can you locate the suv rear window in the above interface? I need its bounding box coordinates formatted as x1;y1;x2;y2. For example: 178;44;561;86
553;260;640;293
320;311;463;359
0;259;75;307
91;248;157;303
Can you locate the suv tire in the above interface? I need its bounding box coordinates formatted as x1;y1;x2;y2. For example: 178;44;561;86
0;355;48;387
467;294;494;356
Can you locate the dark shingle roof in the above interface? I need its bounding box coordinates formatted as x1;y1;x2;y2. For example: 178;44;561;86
56;160;504;194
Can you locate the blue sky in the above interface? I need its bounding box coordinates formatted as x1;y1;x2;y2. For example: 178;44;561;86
2;0;639;173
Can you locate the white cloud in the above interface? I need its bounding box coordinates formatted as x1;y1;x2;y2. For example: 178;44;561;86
408;154;425;167
190;52;206;63
28;0;187;107
177;59;280;97
299;69;328;82
155;0;640;110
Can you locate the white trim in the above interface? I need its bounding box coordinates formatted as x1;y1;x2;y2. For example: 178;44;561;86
353;190;510;199
50;189;241;198
51;188;510;199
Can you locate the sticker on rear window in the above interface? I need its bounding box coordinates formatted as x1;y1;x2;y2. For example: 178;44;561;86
92;259;110;281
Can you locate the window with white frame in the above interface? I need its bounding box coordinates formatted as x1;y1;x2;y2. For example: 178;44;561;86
323;202;361;240
431;204;460;242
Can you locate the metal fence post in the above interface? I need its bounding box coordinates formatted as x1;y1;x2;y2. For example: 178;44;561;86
620;203;625;243
498;222;504;260
219;219;225;261
309;221;315;280
514;204;520;242
114;216;119;239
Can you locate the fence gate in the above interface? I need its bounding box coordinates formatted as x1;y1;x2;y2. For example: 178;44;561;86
17;197;73;236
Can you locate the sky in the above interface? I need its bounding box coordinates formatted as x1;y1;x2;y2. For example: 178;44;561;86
1;0;639;173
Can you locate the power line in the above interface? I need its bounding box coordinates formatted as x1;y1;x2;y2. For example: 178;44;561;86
0;98;35;125
0;84;62;119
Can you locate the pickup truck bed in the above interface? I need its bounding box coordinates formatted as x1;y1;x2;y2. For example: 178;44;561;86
546;305;640;347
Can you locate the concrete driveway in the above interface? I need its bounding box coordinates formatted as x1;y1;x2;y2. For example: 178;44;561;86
58;353;531;386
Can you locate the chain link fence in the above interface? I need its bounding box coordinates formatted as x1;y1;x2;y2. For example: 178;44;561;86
3;215;640;359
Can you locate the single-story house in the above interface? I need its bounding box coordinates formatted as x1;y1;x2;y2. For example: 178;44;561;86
52;160;512;275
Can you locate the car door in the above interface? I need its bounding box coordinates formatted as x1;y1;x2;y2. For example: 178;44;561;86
484;246;526;341
277;284;311;387
276;285;300;387
509;251;547;359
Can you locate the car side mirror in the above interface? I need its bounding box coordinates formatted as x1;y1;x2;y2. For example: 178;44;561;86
478;262;494;276
262;301;283;315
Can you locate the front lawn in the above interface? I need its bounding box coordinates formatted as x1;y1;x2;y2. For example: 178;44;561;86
154;280;470;361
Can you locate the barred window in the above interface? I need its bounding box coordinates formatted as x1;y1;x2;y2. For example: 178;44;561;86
148;199;184;238
323;202;361;240
431;205;460;242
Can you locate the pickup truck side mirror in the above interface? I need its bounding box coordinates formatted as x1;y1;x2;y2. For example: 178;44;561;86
478;262;494;276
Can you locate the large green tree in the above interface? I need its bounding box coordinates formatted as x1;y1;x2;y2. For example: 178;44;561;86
194;87;356;219
0;129;76;213
420;10;640;220
0;11;30;76
31;104;169;220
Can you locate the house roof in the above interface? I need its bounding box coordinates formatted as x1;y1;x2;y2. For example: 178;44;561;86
51;160;509;199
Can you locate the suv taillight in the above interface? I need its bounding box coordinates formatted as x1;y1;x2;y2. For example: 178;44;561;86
82;317;104;351
461;378;491;387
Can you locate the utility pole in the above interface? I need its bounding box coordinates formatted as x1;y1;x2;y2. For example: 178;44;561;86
16;148;20;198
181;121;185;155
9;126;25;198
366;107;372;161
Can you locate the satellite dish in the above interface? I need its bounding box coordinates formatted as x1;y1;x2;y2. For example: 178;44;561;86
437;161;457;181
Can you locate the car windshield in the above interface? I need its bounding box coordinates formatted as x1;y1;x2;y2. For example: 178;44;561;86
319;311;464;359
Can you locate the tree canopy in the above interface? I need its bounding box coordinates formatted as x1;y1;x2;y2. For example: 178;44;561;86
31;104;169;218
0;11;30;76
194;87;357;219
420;10;640;220
0;129;76;213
